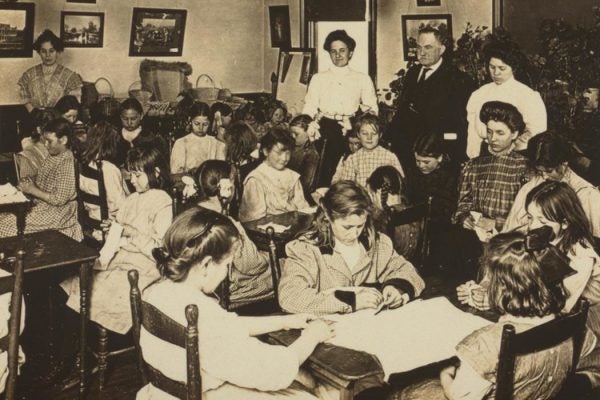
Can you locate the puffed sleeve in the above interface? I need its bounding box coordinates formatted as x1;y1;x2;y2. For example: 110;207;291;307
170;137;186;174
17;70;33;105
453;161;475;225
502;180;536;233
199;309;300;391
302;74;321;118
375;234;425;299
466;90;485;159
520;90;547;142
576;186;600;237
291;176;309;211
65;71;83;95
44;155;76;206
279;240;352;315
239;177;267;222
127;192;172;258
215;140;226;161
102;161;128;218
360;74;379;115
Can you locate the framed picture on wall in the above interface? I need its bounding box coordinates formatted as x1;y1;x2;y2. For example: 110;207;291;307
129;7;187;57
417;0;442;6
66;0;97;3
0;2;34;58
401;14;452;61
269;5;291;48
60;12;104;48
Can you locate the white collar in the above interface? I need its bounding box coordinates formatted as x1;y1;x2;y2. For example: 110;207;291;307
122;127;142;143
422;57;443;75
330;64;351;75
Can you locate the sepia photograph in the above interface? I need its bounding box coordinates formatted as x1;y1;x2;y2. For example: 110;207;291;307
60;11;104;48
0;0;600;399
0;2;34;58
129;7;187;57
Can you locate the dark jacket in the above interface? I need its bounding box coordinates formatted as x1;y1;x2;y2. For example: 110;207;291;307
386;58;475;171
405;164;459;225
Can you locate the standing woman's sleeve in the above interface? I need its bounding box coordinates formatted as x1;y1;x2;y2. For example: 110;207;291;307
302;75;320;118
361;74;379;115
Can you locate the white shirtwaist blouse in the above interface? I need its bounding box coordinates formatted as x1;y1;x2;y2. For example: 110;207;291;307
302;65;379;117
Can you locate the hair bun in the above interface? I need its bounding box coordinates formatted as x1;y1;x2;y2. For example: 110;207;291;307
152;247;170;263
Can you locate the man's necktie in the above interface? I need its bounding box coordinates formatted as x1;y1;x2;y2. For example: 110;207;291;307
418;67;432;84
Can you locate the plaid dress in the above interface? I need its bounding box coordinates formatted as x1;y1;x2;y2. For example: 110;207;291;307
18;64;82;108
453;151;528;230
332;145;405;187
0;150;82;240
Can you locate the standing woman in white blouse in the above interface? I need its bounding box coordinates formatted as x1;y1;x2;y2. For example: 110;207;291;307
466;41;547;158
303;30;378;187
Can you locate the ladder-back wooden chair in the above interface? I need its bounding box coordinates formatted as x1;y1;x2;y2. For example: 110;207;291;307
495;298;590;400
75;160;109;246
0;250;25;400
128;270;202;400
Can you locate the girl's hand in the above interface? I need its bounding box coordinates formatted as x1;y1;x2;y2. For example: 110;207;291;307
302;319;335;343
355;287;384;311
456;281;476;304
281;313;316;330
462;215;476;231
100;219;112;233
17;177;36;194
470;286;490;311
382;286;407;309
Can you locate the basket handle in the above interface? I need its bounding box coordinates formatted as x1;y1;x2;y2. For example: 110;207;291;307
94;77;114;98
195;74;216;88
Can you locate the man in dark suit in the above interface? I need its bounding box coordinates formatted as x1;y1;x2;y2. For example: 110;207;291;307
386;26;475;173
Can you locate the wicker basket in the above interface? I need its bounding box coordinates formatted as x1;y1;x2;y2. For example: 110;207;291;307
128;81;154;105
190;74;220;102
94;77;114;100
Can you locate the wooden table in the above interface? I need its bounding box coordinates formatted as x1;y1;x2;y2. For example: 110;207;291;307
265;270;497;400
242;211;315;256
0;230;98;399
0;197;31;237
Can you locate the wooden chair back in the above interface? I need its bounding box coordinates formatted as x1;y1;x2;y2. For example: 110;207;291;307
495;299;590;400
265;227;282;301
0;250;25;400
171;186;187;218
128;270;202;400
385;196;432;268
75;160;109;242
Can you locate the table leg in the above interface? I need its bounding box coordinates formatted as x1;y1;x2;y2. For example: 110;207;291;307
79;261;93;399
16;206;26;237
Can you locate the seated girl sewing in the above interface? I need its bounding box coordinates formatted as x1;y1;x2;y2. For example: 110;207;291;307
193;160;276;313
0;118;82;240
239;127;309;222
137;207;333;400
278;180;425;315
62;145;172;336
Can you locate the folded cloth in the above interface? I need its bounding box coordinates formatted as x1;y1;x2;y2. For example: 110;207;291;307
0;183;17;197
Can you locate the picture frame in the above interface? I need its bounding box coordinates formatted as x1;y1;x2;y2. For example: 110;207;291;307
417;0;442;6
0;2;34;58
60;11;104;48
401;14;452;61
269;5;291;49
275;48;315;114
129;7;187;57
66;0;96;3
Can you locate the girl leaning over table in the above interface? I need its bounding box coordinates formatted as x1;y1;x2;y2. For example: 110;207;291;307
137;207;334;400
399;231;595;400
0;118;82;240
278;180;425;316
